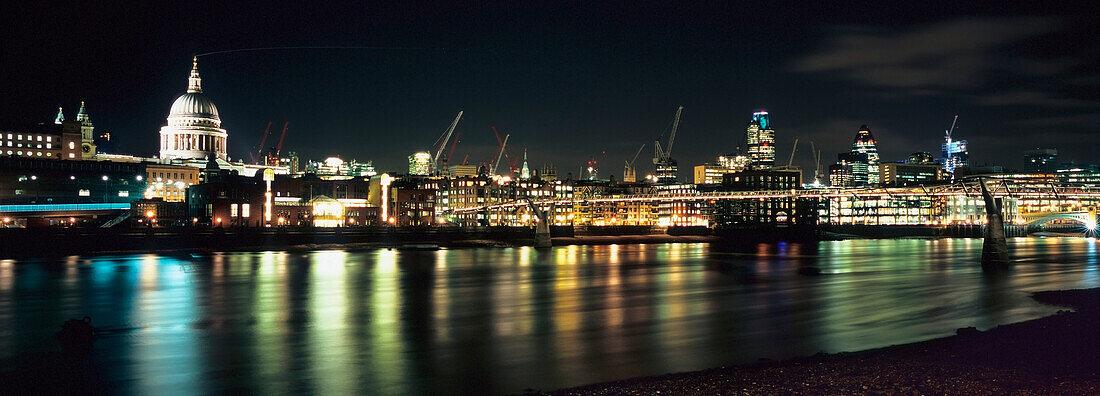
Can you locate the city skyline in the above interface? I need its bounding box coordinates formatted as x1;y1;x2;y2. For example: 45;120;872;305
3;2;1099;176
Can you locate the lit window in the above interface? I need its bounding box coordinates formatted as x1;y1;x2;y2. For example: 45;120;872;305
69;142;75;150
69;153;75;158
118;191;129;197
36;136;42;141
79;189;91;196
241;204;250;217
231;204;238;217
46;143;51;149
17;135;22;140
46;136;51;142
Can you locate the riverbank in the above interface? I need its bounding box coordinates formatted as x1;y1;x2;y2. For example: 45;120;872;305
542;288;1100;395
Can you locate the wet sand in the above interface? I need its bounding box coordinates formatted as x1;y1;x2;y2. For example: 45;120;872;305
542;288;1100;395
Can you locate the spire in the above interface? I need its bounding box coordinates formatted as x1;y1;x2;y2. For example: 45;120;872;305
54;106;65;124
75;100;90;124
187;56;202;93
520;149;531;180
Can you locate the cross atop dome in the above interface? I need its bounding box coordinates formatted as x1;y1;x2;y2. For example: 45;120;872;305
188;56;202;94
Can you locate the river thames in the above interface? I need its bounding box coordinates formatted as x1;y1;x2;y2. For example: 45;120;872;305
1;237;1097;394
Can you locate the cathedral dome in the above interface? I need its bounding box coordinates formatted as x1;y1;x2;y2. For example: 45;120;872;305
159;57;229;161
169;92;220;120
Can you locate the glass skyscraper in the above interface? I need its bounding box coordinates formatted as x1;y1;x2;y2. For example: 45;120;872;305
746;110;775;169
851;125;880;186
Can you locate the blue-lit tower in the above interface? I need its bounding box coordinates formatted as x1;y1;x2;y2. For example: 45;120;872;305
746;110;775;169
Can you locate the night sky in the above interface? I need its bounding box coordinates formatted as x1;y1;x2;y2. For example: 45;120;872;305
3;2;1098;177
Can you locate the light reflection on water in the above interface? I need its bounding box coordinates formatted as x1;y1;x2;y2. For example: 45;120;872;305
0;237;1098;394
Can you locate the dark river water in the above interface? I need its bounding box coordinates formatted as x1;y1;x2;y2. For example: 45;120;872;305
1;237;1098;394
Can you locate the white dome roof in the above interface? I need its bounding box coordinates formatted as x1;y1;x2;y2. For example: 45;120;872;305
169;93;220;120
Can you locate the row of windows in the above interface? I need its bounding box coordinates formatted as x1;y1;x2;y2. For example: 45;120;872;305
4;141;52;149
4;134;53;142
4;150;52;157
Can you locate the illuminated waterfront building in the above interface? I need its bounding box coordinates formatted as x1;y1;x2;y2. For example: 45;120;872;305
850;125;879;185
143;163;200;202
745;111;775;169
159;58;228;161
1;119;83;160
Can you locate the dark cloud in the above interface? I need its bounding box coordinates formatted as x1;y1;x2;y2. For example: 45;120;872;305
791;18;1059;93
974;90;1098;108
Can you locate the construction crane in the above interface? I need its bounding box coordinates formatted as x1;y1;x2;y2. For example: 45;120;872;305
623;143;646;182
432;111;463;174
490;134;510;176
652;106;684;183
447;131;462;165
264;122;289;167
943;115;960;176
810;141;823;184
776;138;799;170
251;121;272;164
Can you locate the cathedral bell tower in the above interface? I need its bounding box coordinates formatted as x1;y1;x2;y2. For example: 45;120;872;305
76;101;96;159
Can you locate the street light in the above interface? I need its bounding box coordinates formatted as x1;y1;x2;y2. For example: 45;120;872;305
101;175;109;203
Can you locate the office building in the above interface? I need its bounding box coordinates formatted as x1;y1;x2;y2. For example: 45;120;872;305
408;152;431;176
880;163;945;187
907;152;935;165
1023;148;1058;173
850;125;879;185
745;110;775;169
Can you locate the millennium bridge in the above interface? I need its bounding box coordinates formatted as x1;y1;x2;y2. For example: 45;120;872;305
449;177;1100;229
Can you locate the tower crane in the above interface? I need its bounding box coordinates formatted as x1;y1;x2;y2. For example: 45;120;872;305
623;143;646;182
944;114;960;175
652;106;684;183
263;122;289;167
775;138;801;171
252;121;272;164
432;111;463;174
490;134;510;176
810;141;823;184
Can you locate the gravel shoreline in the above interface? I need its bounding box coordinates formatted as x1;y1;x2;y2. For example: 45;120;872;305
539;288;1100;395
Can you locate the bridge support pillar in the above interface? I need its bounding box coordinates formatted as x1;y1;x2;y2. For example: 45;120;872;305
979;179;1010;269
535;219;552;249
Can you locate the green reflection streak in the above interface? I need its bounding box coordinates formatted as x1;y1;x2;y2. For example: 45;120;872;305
309;250;352;394
370;249;409;394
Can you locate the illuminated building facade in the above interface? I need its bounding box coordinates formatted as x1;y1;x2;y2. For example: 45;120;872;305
879;163;944;187
656;183;706;226
159;58;228;161
408;151;431;176
144;163;201;202
833;152;868;187
850;125;879;185
940;139;969;175
1;120;83;160
745;111;775;169
693;164;739;185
